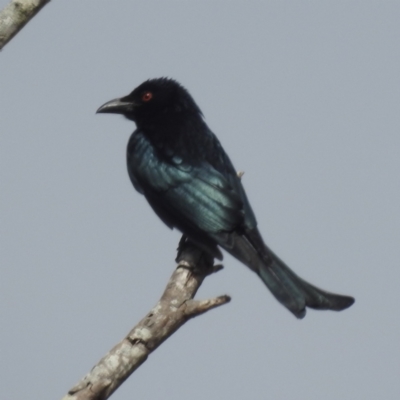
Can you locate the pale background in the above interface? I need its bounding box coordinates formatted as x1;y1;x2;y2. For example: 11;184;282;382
1;2;399;399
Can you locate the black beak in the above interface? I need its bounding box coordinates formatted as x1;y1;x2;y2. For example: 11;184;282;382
96;98;137;115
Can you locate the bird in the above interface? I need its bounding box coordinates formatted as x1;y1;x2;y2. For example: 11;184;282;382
97;77;354;318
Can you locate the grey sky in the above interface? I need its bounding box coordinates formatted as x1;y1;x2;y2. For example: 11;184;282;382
1;1;399;399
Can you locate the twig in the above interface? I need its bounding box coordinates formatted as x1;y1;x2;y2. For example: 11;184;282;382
62;237;230;400
0;0;51;50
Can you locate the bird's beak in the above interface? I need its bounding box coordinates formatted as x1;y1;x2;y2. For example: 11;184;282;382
96;97;137;115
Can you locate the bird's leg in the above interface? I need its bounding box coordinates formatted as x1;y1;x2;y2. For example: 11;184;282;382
176;235;215;275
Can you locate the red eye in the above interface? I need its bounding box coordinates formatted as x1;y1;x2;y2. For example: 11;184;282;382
142;91;153;102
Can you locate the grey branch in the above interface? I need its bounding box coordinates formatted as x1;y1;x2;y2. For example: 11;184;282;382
62;238;230;400
0;0;51;50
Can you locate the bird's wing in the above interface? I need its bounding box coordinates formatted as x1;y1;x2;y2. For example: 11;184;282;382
127;131;246;235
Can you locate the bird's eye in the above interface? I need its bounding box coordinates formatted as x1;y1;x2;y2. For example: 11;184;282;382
142;91;153;102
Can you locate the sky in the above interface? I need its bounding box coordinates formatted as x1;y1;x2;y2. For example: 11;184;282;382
1;1;399;399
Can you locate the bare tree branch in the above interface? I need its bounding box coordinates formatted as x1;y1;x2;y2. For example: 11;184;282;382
62;238;230;400
0;0;50;50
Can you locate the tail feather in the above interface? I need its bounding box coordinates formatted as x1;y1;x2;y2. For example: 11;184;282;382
258;262;306;318
215;228;354;318
264;247;355;314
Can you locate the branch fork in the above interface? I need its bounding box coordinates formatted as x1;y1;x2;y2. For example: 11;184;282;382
62;238;230;400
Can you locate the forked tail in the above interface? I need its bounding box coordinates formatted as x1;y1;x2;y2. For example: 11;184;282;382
219;228;355;318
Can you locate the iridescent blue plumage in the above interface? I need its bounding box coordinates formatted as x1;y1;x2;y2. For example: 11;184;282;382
97;77;354;318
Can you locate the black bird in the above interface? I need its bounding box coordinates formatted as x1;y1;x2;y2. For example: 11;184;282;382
97;77;354;318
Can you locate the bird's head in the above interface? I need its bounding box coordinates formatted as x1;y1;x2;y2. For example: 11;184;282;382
96;78;203;128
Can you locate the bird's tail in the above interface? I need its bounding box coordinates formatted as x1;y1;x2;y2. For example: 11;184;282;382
218;229;355;318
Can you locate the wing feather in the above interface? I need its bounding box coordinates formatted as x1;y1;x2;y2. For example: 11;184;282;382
127;131;244;233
